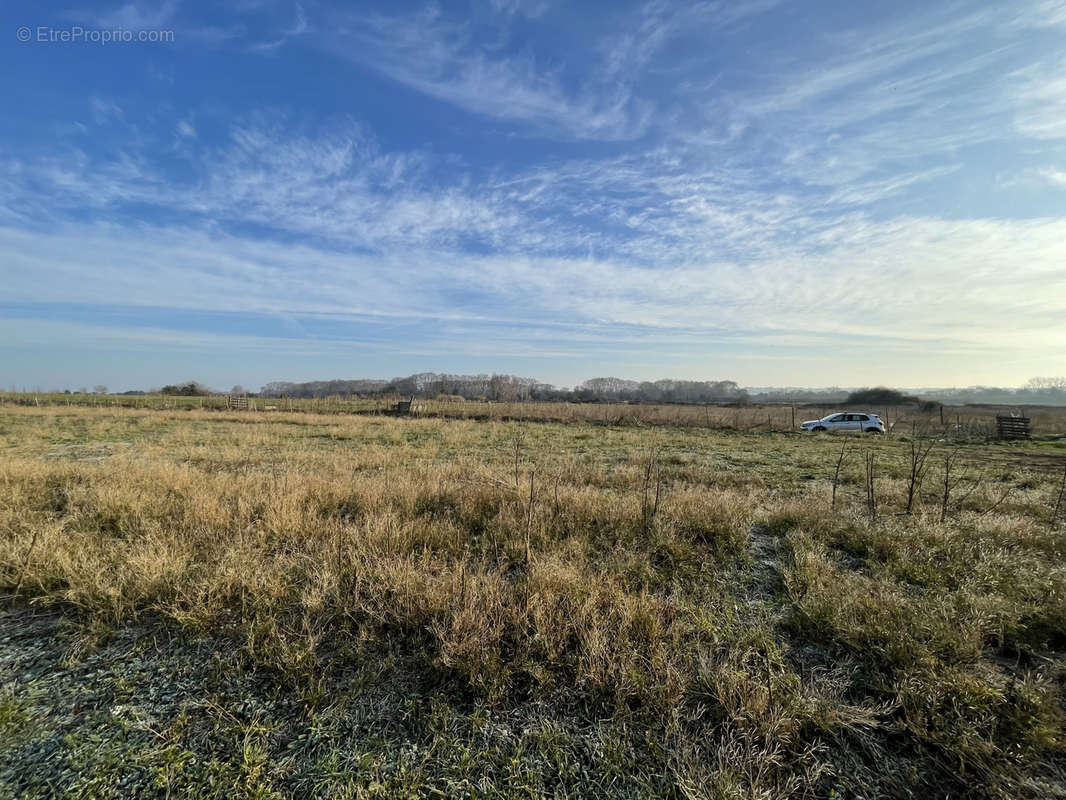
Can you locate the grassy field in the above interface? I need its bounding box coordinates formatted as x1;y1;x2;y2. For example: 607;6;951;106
4;391;1066;437
1;405;1065;798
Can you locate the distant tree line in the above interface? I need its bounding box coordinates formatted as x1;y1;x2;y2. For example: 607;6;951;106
571;378;747;404
260;373;570;402
250;375;1066;407
43;375;1064;407
746;389;849;404
259;373;749;404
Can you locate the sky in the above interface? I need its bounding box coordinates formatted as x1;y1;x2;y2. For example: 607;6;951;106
1;0;1065;392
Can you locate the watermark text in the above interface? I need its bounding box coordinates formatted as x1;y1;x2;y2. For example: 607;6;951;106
16;26;175;44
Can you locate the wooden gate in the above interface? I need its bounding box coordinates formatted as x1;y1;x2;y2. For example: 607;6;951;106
995;415;1031;440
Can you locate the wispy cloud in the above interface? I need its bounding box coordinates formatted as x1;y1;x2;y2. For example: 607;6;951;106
303;0;784;141
176;119;197;138
4;129;1066;359
1040;167;1066;187
89;97;125;125
249;2;310;51
703;1;1066;192
487;0;552;19
315;5;651;140
84;0;181;29
1011;60;1066;140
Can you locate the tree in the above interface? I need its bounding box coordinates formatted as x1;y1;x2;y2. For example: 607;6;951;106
490;374;521;402
844;387;918;406
159;381;213;397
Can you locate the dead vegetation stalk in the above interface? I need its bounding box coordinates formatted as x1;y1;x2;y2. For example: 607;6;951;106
831;439;848;511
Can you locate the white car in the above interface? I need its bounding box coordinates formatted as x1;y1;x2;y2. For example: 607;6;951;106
800;412;885;434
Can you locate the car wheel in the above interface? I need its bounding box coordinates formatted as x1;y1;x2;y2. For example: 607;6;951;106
812;426;826;432
864;427;883;434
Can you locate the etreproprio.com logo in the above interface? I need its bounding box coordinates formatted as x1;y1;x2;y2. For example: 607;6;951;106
16;26;175;44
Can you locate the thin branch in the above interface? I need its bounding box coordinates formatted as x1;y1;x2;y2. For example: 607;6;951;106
525;471;535;564
940;448;960;523
980;485;1014;517
831;439;848;511
1051;464;1066;528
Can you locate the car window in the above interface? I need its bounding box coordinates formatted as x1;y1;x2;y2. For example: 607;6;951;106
829;414;845;422
856;414;868;421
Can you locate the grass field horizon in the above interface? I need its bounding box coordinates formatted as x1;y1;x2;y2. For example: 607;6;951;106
2;404;1065;798
5;390;1066;438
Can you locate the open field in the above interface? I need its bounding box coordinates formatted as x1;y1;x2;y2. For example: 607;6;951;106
1;405;1066;798
4;391;1066;437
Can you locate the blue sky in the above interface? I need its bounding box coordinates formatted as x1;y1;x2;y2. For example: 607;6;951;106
1;0;1065;391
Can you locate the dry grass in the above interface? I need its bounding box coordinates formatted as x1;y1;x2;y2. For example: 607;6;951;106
1;406;1065;797
5;391;1066;437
